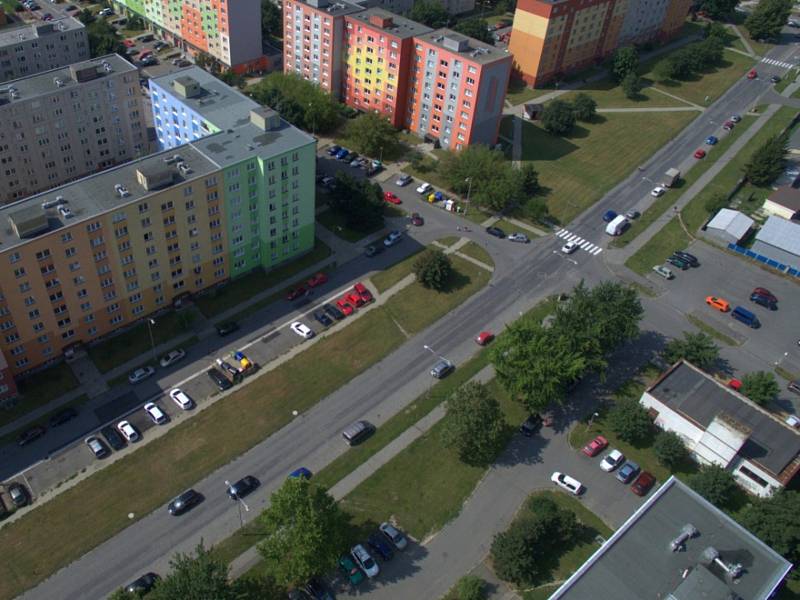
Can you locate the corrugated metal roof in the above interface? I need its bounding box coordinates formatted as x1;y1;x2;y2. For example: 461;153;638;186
706;208;753;239
755;215;800;257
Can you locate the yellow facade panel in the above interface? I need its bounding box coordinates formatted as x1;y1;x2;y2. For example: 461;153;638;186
512;9;550;39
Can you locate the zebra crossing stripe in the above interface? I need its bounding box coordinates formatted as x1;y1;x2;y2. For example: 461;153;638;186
566;233;579;242
557;229;570;238
579;240;592;249
591;247;603;255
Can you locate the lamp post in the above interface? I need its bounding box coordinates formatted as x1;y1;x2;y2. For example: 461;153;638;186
146;318;157;364
464;177;472;216
423;344;449;363
585;411;600;432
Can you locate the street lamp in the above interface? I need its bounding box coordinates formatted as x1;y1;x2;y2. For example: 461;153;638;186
224;479;250;528
307;102;315;136
379;146;384;164
464;177;472;216
423;344;449;363
585;411;600;432
146;318;157;364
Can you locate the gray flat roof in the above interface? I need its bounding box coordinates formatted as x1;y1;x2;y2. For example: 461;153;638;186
649;361;800;476
552;477;792;600
0;16;83;47
755;215;800;257
149;66;259;132
0;54;135;101
348;8;432;38
417;28;511;65
295;0;366;17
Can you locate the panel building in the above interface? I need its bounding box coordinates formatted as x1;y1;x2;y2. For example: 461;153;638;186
111;0;266;73
0;54;147;205
0;75;316;382
0;16;89;83
508;0;691;87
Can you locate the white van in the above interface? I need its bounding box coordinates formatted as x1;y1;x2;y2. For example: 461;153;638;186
605;214;629;236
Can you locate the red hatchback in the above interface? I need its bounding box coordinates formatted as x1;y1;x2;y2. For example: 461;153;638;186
752;287;777;303
631;471;656;496
694;149;706;159
336;298;355;316
383;191;401;205
747;69;757;79
582;435;608;457
286;286;307;301
353;282;374;303
307;272;328;288
475;331;494;346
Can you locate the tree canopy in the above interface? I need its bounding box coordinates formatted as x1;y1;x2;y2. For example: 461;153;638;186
662;332;719;371
697;0;740;19
261;0;282;40
612;47;639;82
608;396;653;444
746;0;792;40
345;112;399;159
571;93;597;121
250;73;342;133
744;132;788;186
653;430;690;469
454;18;494;44
687;465;738;508
328;172;385;232
739;371;780;406
651;36;725;81
738;491;800;568
441;382;507;466
410;0;450;27
413;249;453;290
621;72;642;99
541;99;576;135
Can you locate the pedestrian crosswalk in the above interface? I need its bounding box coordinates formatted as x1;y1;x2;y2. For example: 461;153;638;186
761;57;794;70
555;229;603;255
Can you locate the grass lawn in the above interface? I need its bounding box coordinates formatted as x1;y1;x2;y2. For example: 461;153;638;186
370;247;425;293
456;241;494;267
504;111;696;225
685;314;740;346
5;363;80;426
505;78;543;106
558;79;691;109
436;236;461;247
492;217;540;236
194;239;332;318
774;69;799;94
625;218;691;276
316;210;383;243
86;308;201;374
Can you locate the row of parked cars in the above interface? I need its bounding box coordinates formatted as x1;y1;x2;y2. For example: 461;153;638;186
652;249;699;280
705;286;778;329
336;523;409;589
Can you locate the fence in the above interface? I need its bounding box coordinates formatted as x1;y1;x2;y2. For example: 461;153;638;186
727;243;800;279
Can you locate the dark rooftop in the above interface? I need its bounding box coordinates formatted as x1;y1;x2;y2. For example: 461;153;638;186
294;0;365;17
648;361;800;477
551;477;792;600
348;8;433;39
767;186;800;212
416;28;511;65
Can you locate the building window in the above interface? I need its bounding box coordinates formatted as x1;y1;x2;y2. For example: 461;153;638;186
738;465;769;488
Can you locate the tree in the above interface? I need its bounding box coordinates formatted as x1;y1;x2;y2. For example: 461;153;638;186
410;0;449;27
344;112;399;159
697;0;740;19
541;99;576;135
520;163;541;196
571;93;597;121
612;46;639;82
412;249;453;291
439;145;527;212
250;73;342;133
148;543;234;600
473;168;526;212
687;465;737;508
653;57;680;81
258;478;350;587
107;590;137;600
739;371;780;406
621;72;642;99
453;575;487;600
491;520;534;585
77;8;96;24
608;396;653;444
744;132;788;186
327;172;384;231
704;192;729;215
454;18;494;44
441;382;507;466
738;491;800;568
662;332;719;371
85;19;126;57
261;0;282;40
653;430;690;469
746;0;792;40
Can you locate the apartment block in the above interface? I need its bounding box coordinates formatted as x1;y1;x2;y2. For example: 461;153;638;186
0;54;147;205
508;0;690;87
0;103;316;379
111;0;266;73
0;17;89;83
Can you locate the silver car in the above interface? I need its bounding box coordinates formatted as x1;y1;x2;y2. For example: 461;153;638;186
430;359;454;379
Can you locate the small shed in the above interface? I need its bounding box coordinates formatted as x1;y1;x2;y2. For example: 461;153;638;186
522;102;544;120
705;208;753;245
763;186;800;220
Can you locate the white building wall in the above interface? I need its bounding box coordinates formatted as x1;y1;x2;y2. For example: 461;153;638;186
730;457;782;498
640;392;705;449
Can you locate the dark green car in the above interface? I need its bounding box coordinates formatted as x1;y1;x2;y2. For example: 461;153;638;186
339;555;365;586
666;255;689;270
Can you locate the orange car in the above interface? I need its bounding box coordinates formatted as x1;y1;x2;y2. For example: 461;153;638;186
705;296;730;312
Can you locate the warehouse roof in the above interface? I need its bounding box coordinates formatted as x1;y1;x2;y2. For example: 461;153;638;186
755;215;800;257
706;208;754;240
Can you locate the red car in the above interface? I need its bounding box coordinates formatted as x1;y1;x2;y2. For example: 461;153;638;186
631;471;656;496
693;149;706;159
747;69;757;79
752;287;777;303
353;282;374;303
336;298;355;316
286;286;307;301
346;292;366;308
383;191;401;205
722;120;735;131
582;435;608;457
410;212;424;226
139;50;153;59
307;272;328;288
728;378;742;391
475;331;494;346
123;39;136;48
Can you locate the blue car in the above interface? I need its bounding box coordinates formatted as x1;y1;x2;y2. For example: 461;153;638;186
616;461;640;484
327;145;341;156
335;148;350;160
368;532;395;561
705;135;718;145
289;467;313;479
602;210;618;223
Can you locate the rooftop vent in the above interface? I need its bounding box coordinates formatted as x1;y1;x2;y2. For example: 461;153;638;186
701;547;744;582
136;164;174;191
172;76;202;99
250;106;280;131
58;205;73;219
9;206;49;239
178;162;193;175
163;154;182;165
54;77;65;87
41;195;66;210
114;183;130;198
70;64;100;83
669;524;698;552
442;34;469;52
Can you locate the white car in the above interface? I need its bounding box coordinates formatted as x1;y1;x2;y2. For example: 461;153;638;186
144;402;168;425
383;230;403;247
561;240;579;254
416;182;432;195
159;348;186;368
600;449;625;472
290;321;314;339
117;420;140;442
128;366;155;384
508;233;530;243
351;544;380;578
169;388;194;410
551;471;582;495
396;174;412;187
651;186;667;197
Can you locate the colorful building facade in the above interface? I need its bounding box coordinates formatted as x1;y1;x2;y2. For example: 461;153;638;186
111;0;266;73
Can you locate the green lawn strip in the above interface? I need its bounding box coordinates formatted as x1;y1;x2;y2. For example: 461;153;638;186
106;337;200;389
610;114;758;249
558;80;689;109
685;314;740;346
775;366;800;382
316;210;382;243
774;69;798;94
625;218;691;276
436;236;461;247
370;247;425;293
505;79;543;106
194;239;332;318
492;217;540;236
5;363;80;427
455;242;494;268
0;394;89;449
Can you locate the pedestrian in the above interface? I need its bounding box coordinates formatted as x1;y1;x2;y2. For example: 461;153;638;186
457;226;462;231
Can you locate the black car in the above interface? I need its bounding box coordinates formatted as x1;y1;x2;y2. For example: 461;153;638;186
750;293;777;310
49;407;79;428
125;572;160;595
519;414;543;437
313;310;333;327
368;532;395;561
322;303;345;321
673;250;699;267
227;475;260;500
100;425;126;451
17;425;46;447
486;226;505;239
168;489;202;515
304;577;334;600
207;367;233;391
666;255;689;270
770;75;781;83
215;321;239;336
365;244;383;257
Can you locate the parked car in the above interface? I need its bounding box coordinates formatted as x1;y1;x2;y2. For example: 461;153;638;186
666;255;689;270
17;425;46;446
49;406;78;427
747;69;757;79
169;388;194;410
313;310;333;327
520;414;543;437
770;75;781;84
631;471;656;496
85;436;109;459
117;420;140;442
8;483;29;507
485;226;505;238
383;230;403;247
98;7;114;16
168;489;202;515
582;435;608;457
410;212;424;226
354;282;374;303
602;210;618;223
347;153;359;166
475;331;494;346
625;210;641;219
651;186;667;197
368;532;395;561
322;303;345;321
216;321;239;336
289;467;313;479
159;348;186;368
751;292;777;310
551;471;583;495
752;287;777;303
788;380;800;395
144;402;168;425
336;298;355;316
207;367;232;391
125;573;160;595
351;544;380;578
430;359;454;379
128;366;155;384
600;449;625;472
396;174;413;186
307;272;328;288
383;191;401;204
379;522;408;550
327;145;341;156
723;120;735;131
617;461;640;483
286;286;308;301
674;250;699;267
338;555;365;586
227;476;260;499
304;578;334;600
290;321;315;339
705;135;718;145
562;240;579;254
705;296;730;312
652;265;674;280
731;114;742;123
693;149;706;159
364;244;383;257
416;182;432;194
335;148;350;160
100;425;126;451
508;232;530;243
